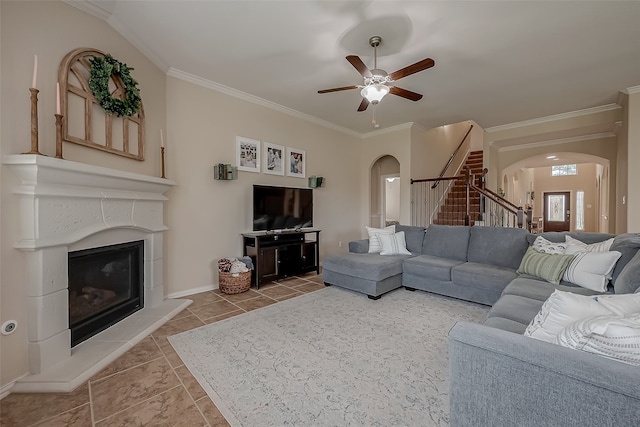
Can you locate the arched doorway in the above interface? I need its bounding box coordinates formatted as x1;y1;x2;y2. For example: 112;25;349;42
501;153;611;233
370;155;400;227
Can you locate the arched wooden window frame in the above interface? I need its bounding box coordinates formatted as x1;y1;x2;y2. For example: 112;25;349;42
58;48;145;160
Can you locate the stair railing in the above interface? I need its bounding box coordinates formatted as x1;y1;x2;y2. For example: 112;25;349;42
431;124;474;189
411;166;533;230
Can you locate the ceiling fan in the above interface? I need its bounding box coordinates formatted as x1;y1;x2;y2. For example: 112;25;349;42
318;35;435;112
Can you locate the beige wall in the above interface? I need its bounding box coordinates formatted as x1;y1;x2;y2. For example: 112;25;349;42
626;90;640;231
165;76;362;296
533;164;598;232
1;1;166;389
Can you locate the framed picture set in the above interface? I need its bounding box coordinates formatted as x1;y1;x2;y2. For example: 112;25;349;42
263;141;285;176
286;147;306;178
236;136;260;173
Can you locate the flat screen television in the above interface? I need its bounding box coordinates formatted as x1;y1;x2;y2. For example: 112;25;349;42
253;185;313;231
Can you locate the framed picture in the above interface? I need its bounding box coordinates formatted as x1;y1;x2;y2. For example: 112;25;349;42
236;136;260;173
263;141;285;176
286;147;306;178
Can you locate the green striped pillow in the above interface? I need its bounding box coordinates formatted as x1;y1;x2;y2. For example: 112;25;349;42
517;247;576;285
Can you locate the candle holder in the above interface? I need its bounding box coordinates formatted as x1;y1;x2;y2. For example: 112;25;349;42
23;88;45;155
161;146;166;178
55;114;64;159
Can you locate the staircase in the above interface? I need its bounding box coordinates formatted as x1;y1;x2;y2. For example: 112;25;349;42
433;150;484;226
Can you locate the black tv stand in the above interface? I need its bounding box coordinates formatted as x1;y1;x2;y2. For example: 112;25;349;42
241;229;320;289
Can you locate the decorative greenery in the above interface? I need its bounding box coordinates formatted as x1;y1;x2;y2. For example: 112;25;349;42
89;54;141;117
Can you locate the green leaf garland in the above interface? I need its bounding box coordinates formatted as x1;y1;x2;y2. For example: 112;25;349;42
88;54;141;117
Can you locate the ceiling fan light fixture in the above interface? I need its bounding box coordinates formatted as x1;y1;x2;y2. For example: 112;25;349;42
361;84;390;104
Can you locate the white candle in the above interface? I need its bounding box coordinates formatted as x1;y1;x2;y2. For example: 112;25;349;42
56;82;61;115
32;54;38;88
160;129;164;148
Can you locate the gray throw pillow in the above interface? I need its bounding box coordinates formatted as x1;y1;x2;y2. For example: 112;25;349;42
613;249;640;294
395;225;426;254
610;233;640;283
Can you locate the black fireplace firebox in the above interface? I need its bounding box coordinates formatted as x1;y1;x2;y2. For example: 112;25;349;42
68;240;144;346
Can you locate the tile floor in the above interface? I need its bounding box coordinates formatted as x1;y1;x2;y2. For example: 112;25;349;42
0;273;325;426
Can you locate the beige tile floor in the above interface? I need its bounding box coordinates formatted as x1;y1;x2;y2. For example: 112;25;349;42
0;273;325;426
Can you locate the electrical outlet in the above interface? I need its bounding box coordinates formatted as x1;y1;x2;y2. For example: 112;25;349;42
338;241;343;248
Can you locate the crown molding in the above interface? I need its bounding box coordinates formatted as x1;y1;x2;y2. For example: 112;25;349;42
167;68;362;138
497;132;616;152
106;15;169;73
63;0;114;21
485;104;621;133
622;85;640;95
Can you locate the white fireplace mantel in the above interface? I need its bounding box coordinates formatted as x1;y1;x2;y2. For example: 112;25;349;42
4;154;191;393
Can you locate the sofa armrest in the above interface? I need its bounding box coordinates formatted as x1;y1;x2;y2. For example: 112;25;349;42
349;239;369;253
448;321;640;427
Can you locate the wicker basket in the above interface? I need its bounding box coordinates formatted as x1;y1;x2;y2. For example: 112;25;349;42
219;270;251;294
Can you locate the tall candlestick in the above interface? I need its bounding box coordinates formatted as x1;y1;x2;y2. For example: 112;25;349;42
56;82;61;115
32;55;38;88
55;114;63;159
23;88;44;155
160;129;164;148
161;146;166;179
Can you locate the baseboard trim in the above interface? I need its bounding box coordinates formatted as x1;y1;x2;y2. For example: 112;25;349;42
0;373;28;399
167;284;217;299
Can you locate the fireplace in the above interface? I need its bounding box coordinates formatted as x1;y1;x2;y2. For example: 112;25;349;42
5;154;191;393
69;240;144;346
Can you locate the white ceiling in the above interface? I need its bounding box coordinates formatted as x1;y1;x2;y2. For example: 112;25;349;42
74;1;640;136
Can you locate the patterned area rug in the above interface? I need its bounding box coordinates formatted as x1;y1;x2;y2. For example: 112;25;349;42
169;286;488;426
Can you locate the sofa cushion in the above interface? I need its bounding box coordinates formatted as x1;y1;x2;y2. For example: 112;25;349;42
612;249;640;294
483;316;528;334
403;255;465;282
485;294;544;325
610;233;640;284
451;262;518;293
502;277;603;302
395;225;426;254
322;253;410;282
468;226;529;269
516;247;576;285
422;225;470;261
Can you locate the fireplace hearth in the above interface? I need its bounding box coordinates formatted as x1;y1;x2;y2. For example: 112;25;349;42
69;240;144;346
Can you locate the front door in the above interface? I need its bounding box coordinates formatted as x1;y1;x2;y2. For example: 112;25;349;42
543;191;571;232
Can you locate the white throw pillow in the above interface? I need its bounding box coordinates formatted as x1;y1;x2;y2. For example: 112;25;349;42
562;250;622;291
366;225;395;253
378;231;412;256
564;236;614;254
532;236;567;254
556;314;640;366
524;290;640;343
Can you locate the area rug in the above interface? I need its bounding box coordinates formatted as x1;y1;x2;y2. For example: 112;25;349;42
168;287;489;426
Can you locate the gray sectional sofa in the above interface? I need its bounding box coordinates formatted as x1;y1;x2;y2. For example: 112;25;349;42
322;224;640;426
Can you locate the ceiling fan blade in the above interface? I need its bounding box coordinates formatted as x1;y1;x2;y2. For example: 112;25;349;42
346;55;372;78
389;58;435;81
357;97;370;112
390;86;423;101
317;85;359;94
